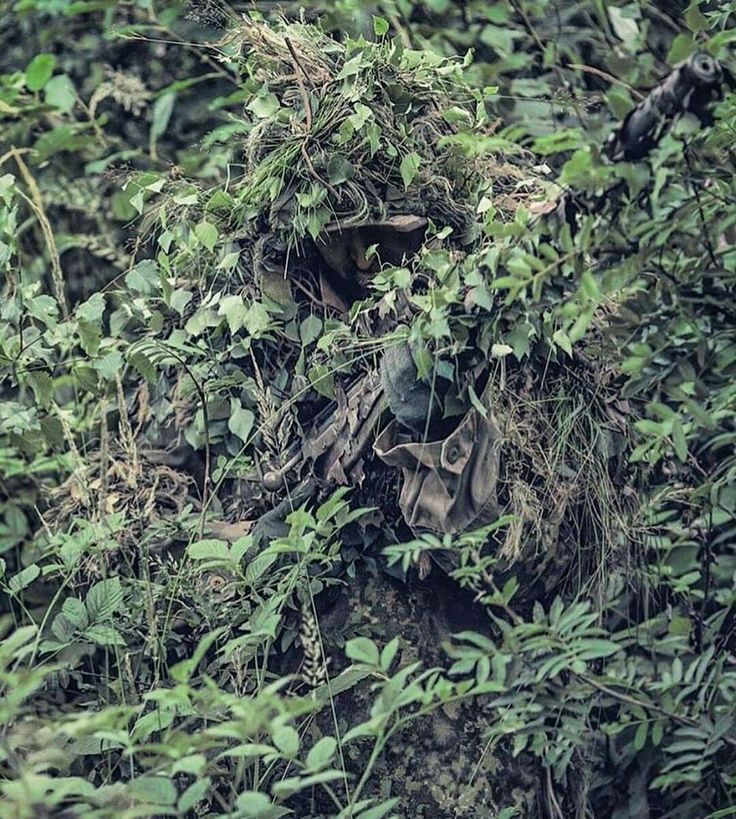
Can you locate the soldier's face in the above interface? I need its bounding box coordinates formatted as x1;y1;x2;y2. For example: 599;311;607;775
316;223;426;279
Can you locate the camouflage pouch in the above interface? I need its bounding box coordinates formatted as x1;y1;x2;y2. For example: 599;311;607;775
374;403;502;535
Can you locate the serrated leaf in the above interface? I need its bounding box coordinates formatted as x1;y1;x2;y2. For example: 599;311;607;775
85;577;124;623
62;597;88;629
83;624;126;646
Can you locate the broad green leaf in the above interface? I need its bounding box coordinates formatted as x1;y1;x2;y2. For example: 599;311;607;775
26;54;56;91
685;2;709;31
399;152;421;188
194;220;218;252
272;724;300;757
188;539;230;561
61;597;88;629
219;294;248;334
8;564;40;594
130;775;177;805
346;636;380;666
178;778;211;813
44;74;76;113
228;404;255;443
85;577;124;623
305;736;337;771
373;16;389;36
83;624;126;646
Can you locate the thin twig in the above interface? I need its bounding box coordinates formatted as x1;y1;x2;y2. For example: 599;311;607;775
567;63;646;101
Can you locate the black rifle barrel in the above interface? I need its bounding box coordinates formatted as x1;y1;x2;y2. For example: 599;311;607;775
606;52;729;162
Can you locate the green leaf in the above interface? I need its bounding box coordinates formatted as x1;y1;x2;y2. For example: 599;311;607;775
532;129;584;155
178;777;211;813
373;16;389;36
150;92;176;151
85;577;124;623
685;2;709;32
337;54;364;80
219;294;248;334
607;87;634;120
357;798;400;819
26;54;56;92
76;291;105;324
652;720;664;747
125;259;159;295
194;220;218;252
300;314;323;346
346;636;380;666
8;564;40;594
170;627;226;683
272;724;300;757
235;791;275;817
634;721;648;751
44;74;76;113
188;539;230;561
380;637;400;672
170;288;193;316
130;775;177;805
228;404;255;443
327;154;354;185
244;301;273;337
552;329;573;356
672;419;688;462
305;736;337;771
83;624;126;646
399;152;422;189
62;597;88;629
247;90;280;119
668;34;697;64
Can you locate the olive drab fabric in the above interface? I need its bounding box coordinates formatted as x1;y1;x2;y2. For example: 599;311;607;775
374;404;502;536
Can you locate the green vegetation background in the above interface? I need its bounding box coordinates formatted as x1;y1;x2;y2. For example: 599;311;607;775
1;1;736;818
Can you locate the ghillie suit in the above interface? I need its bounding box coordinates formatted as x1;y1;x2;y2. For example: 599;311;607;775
39;12;733;610
48;25;729;602
131;18;657;596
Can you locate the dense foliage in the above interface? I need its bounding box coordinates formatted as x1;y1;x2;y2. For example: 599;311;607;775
1;1;736;818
